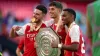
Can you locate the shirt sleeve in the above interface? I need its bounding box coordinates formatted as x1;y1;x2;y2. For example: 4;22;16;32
18;38;24;50
44;19;54;27
69;25;80;43
16;23;30;36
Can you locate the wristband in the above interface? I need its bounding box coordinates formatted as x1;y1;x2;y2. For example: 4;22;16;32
58;43;62;49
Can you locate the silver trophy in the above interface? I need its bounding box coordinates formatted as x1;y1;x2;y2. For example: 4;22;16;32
36;27;61;56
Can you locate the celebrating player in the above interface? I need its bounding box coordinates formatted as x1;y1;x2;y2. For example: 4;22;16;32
9;4;47;56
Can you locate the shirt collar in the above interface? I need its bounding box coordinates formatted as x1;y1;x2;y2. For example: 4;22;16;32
68;21;76;29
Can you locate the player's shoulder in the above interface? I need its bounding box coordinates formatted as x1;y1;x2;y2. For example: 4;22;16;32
70;23;80;32
71;23;79;30
44;19;54;27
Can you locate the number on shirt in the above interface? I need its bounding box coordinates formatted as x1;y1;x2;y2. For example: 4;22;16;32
81;37;85;53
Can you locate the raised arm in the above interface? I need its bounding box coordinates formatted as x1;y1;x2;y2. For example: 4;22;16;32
9;25;21;38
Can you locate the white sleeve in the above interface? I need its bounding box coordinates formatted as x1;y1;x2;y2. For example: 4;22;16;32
44;19;54;27
69;25;80;43
65;25;68;33
16;23;30;36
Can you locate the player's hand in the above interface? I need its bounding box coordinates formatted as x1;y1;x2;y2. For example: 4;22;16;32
51;40;58;48
12;25;21;31
34;42;39;48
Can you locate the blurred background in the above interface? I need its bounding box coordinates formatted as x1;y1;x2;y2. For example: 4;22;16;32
0;0;99;56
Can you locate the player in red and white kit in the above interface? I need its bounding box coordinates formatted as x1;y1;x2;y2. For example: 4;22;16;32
45;1;67;56
52;8;85;56
9;5;47;56
47;1;67;45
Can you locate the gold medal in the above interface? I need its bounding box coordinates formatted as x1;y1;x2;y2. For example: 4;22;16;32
30;17;42;31
31;18;36;23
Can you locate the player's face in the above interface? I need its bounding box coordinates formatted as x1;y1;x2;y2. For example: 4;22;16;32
48;6;59;19
62;11;72;25
33;9;44;23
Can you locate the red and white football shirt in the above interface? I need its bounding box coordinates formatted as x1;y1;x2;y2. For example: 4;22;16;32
44;19;67;44
16;23;46;56
65;22;85;56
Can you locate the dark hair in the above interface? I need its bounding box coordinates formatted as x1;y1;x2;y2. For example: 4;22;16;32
36;4;47;14
63;8;76;21
49;1;63;11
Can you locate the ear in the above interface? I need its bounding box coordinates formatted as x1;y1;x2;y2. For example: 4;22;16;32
42;14;46;17
58;9;62;13
42;14;46;18
71;15;74;20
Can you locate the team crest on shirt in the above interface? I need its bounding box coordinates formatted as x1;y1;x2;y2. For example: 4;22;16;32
27;34;36;41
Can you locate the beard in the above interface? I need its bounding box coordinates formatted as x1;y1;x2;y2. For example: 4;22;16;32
35;19;41;23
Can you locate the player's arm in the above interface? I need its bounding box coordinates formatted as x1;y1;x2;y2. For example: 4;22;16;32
52;42;79;51
9;23;29;38
16;48;23;56
16;38;24;56
52;25;80;51
62;26;80;51
62;43;79;51
9;25;21;38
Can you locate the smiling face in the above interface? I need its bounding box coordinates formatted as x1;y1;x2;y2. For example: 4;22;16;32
62;11;73;25
48;6;60;19
33;9;44;23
